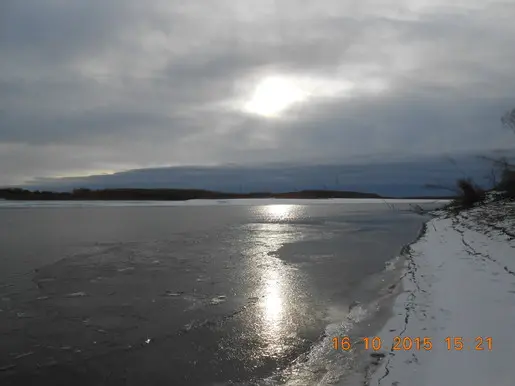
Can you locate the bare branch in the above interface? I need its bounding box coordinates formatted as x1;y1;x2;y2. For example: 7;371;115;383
424;183;460;194
381;198;396;211
501;108;515;132
443;154;469;179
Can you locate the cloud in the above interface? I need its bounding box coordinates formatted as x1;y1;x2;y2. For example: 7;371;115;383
1;0;515;186
21;151;515;197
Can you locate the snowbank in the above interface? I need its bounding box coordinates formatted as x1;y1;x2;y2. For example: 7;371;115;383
367;201;515;386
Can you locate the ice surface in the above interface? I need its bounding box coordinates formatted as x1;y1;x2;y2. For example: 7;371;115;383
0;198;449;208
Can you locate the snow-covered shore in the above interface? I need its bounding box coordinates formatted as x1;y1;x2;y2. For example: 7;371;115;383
367;200;515;386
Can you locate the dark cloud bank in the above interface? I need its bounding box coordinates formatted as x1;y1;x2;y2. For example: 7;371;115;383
21;151;514;197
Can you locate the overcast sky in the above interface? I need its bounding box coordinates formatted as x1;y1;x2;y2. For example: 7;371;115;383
1;0;515;186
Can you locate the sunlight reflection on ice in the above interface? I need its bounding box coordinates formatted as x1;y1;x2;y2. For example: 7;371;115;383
263;269;283;324
244;204;303;357
263;204;300;221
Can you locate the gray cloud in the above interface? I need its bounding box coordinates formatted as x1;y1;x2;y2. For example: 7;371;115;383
22;151;515;197
1;0;514;186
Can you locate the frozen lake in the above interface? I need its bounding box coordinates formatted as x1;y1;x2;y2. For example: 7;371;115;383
0;200;443;384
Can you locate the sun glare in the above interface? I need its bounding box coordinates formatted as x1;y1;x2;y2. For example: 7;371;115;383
266;204;294;219
239;74;388;118
244;77;308;117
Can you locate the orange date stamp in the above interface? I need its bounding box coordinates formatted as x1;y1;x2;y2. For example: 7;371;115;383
332;336;493;351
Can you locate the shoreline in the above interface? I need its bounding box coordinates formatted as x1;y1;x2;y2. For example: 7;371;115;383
264;217;433;385
0;187;455;202
335;219;432;385
0;198;450;209
363;200;515;386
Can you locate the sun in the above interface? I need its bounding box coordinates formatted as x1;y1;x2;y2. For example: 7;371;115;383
243;76;308;117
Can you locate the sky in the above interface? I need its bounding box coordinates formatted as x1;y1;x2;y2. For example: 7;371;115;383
1;0;515;190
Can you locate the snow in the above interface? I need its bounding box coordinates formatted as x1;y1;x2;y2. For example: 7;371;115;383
367;203;515;386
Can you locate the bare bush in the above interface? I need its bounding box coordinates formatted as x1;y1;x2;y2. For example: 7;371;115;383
501;107;515;133
456;178;485;208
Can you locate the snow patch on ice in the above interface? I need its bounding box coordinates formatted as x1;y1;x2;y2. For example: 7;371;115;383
210;295;227;305
65;291;87;298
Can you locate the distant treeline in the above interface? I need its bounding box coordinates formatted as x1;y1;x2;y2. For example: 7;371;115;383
0;188;384;201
